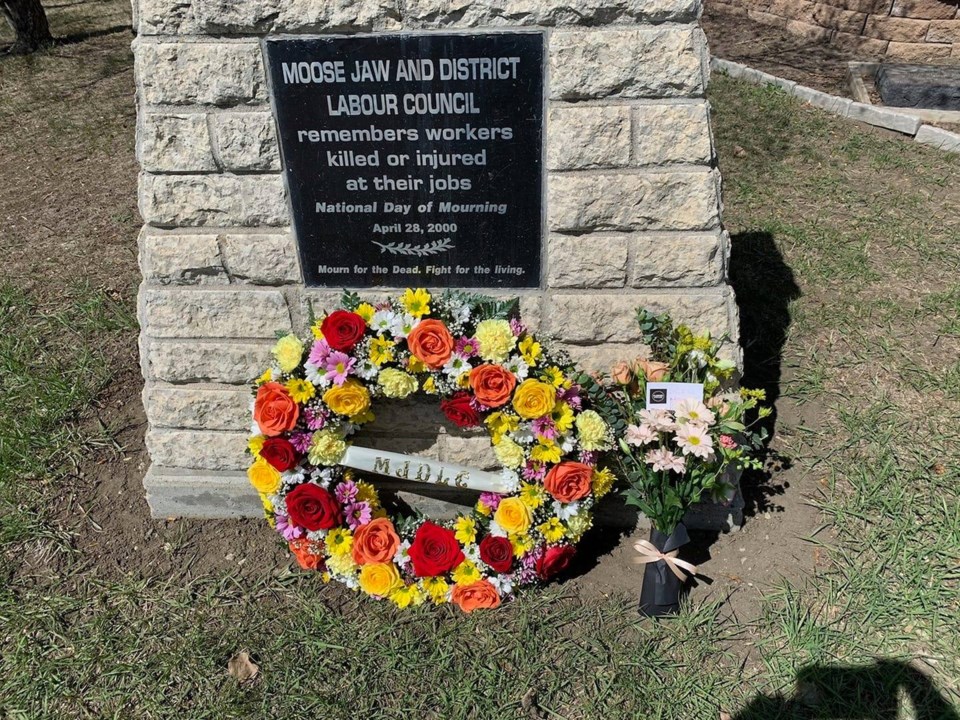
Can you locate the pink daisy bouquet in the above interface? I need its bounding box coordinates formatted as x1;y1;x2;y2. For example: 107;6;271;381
604;309;770;537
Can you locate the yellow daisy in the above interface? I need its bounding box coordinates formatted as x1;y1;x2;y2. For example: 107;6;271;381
285;378;316;403
401;288;431;317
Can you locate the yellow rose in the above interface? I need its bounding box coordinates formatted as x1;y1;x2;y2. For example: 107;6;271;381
272;334;304;373
378;368;418;398
308;429;347;466
323;379;371;417
358;562;402;596
247;457;280;494
512;379;557;420
575;410;608;451
494;496;533;535
493;437;526;469
474;319;516;362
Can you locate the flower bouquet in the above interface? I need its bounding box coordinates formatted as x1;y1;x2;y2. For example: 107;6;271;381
593;309;769;616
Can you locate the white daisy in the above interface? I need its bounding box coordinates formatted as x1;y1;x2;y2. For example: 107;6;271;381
370;310;397;334
674;398;716;427
489;576;514;595
552;500;580;521
504;355;529;381
673;423;716;461
489;520;508;537
354;359;380;381
389;313;420;339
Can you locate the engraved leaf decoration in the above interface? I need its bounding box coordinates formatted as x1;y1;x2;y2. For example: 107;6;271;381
372;238;455;256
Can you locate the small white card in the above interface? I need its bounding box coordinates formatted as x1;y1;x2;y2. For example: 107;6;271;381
646;382;704;410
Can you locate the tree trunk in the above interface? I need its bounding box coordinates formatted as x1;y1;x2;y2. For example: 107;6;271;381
2;0;52;55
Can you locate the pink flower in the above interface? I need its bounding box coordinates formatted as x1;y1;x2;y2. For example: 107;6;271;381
719;434;738;450
510;318;525;336
638;409;676;432
644;447;686;474
303;407;328;431
344;501;372;529
324;351;355;385
624;423;657;446
335;480;358;504
289;432;313;454
308;339;332;366
479;492;503;511
533;417;558;441
521;462;546;481
276;513;303;541
455;336;479;357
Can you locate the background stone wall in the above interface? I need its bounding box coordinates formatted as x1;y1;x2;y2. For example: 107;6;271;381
711;0;960;61
133;0;739;519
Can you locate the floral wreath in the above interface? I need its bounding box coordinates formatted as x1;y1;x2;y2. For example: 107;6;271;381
246;288;616;612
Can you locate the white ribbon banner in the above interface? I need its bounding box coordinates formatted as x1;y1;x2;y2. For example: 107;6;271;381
341;445;511;494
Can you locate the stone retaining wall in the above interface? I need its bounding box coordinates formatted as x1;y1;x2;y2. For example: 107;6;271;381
711;0;960;61
132;0;739;520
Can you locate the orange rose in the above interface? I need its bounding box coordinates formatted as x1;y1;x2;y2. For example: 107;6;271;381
289;538;325;571
469;364;517;408
543;461;593;503
407;319;454;369
633;357;670;381
254;382;300;436
610;360;633;385
451;579;501;613
352;517;401;565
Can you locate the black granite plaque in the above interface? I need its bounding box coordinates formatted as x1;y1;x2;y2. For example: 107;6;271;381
264;33;544;288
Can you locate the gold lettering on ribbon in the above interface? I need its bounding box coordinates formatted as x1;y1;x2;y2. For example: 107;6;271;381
373;457;390;474
454;470;470;488
394;460;410;480
415;463;433;483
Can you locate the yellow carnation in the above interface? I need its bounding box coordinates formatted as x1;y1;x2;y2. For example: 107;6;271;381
327;552;357;576
494;496;533;535
272;334;304;373
512;379;557;420
247;458;281;494
566;511;593;541
378;368;418;398
493;437;526;469
575;410;608;451
474;319;516;362
358;563;402;597
323;379;371;417
308;429;347;466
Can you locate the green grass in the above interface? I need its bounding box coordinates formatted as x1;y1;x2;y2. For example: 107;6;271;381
0;284;132;547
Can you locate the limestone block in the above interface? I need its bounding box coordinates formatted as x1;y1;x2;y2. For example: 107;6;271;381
144;468;263;519
193;0;401;33
139;174;288;227
403;0;700;27
140;230;228;285
144;385;251;430
136;0;199;34
146;429;249;471
547;290;734;343
140;287;291;339
632;103;714;165
792;85;853;116
550;28;706;100
546;234;628;288
212;113;281;172
885;41;954;59
915;125;960;152
549;171;721;233
891;0;958;20
220;233;301;284
138;114;216;173
846;102;922;135
135;41;266;106
863;15;931;42
927;20;960;43
629;231;725;287
559;342;643;374
547;105;631;170
440;434;498;470
144;339;273;384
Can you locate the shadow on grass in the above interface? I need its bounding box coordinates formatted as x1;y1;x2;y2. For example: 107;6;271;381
729;229;800;518
733;661;959;720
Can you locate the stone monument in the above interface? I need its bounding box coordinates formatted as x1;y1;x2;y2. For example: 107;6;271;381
133;0;740;525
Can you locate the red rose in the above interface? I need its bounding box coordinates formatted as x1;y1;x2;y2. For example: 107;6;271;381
285;483;342;531
408;521;465;577
479;535;513;574
320;310;367;351
260;437;300;472
536;544;576;580
440;392;480;429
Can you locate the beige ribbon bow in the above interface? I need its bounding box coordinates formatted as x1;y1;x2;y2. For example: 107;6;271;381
632;539;698;580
